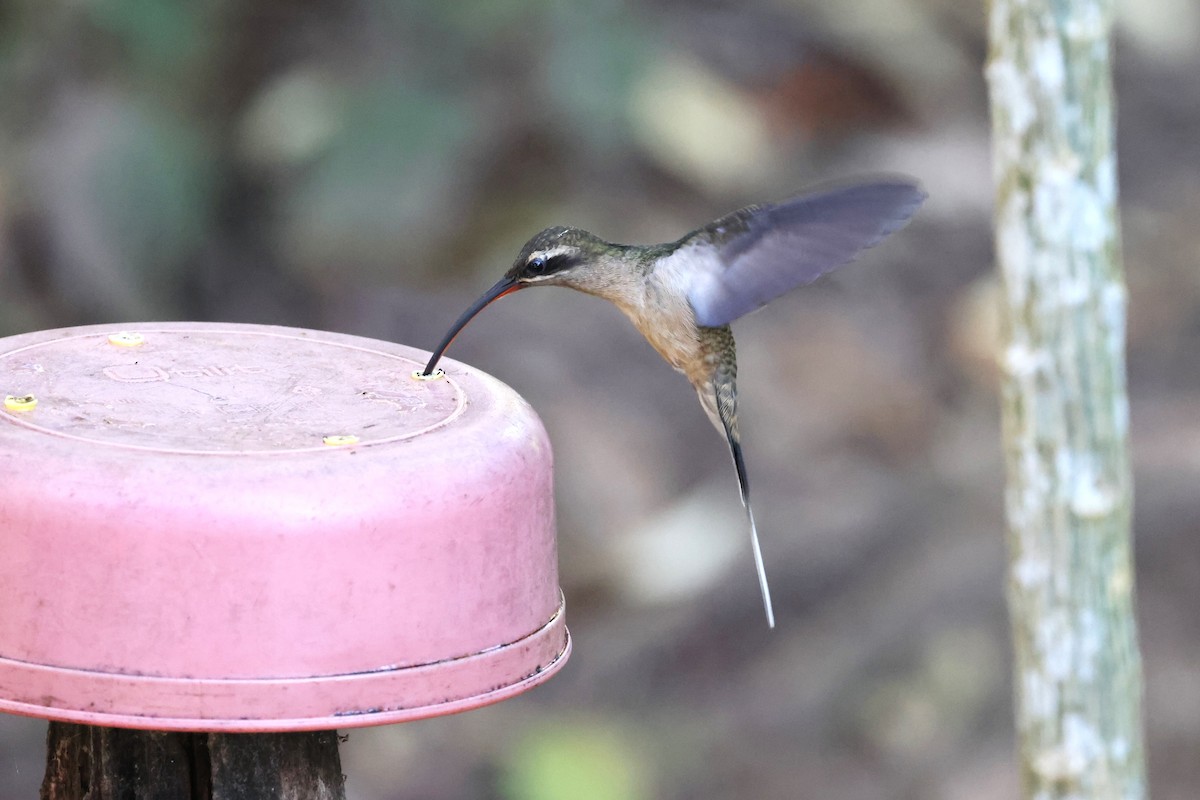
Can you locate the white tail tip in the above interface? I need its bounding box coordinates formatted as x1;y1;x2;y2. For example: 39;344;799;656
746;503;775;628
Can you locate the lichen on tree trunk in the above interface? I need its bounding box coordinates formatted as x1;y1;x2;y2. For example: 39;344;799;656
985;0;1146;798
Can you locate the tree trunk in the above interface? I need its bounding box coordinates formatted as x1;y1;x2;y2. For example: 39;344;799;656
986;0;1146;798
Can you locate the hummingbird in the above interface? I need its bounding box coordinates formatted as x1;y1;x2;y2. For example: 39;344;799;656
421;178;926;628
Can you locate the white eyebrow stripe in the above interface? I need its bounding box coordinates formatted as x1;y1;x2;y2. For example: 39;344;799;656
530;245;575;263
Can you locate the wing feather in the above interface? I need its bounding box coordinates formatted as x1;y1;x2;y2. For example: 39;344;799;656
687;179;926;327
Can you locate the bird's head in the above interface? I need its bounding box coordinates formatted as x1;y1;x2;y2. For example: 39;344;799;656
503;226;615;288
421;226;621;375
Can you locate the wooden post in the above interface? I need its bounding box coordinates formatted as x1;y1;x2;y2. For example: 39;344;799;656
986;0;1146;797
41;722;345;800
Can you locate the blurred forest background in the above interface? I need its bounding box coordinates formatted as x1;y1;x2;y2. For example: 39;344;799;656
1;0;1198;798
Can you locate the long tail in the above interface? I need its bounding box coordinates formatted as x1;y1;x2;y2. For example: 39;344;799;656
717;400;776;628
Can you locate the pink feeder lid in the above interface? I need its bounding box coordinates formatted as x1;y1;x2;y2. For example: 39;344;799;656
0;322;569;732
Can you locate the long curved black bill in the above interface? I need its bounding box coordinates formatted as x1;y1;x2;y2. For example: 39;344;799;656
422;276;522;375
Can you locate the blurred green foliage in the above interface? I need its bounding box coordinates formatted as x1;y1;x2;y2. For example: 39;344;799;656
281;79;475;281
501;719;651;800
89;100;216;301
539;2;654;152
0;0;680;325
86;0;222;83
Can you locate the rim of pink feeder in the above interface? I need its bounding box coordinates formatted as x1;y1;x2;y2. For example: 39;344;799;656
0;323;569;732
0;601;569;732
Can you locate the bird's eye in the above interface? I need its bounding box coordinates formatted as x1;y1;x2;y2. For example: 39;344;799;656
527;256;548;275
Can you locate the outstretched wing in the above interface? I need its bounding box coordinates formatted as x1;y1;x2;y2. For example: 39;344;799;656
686;179;926;328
